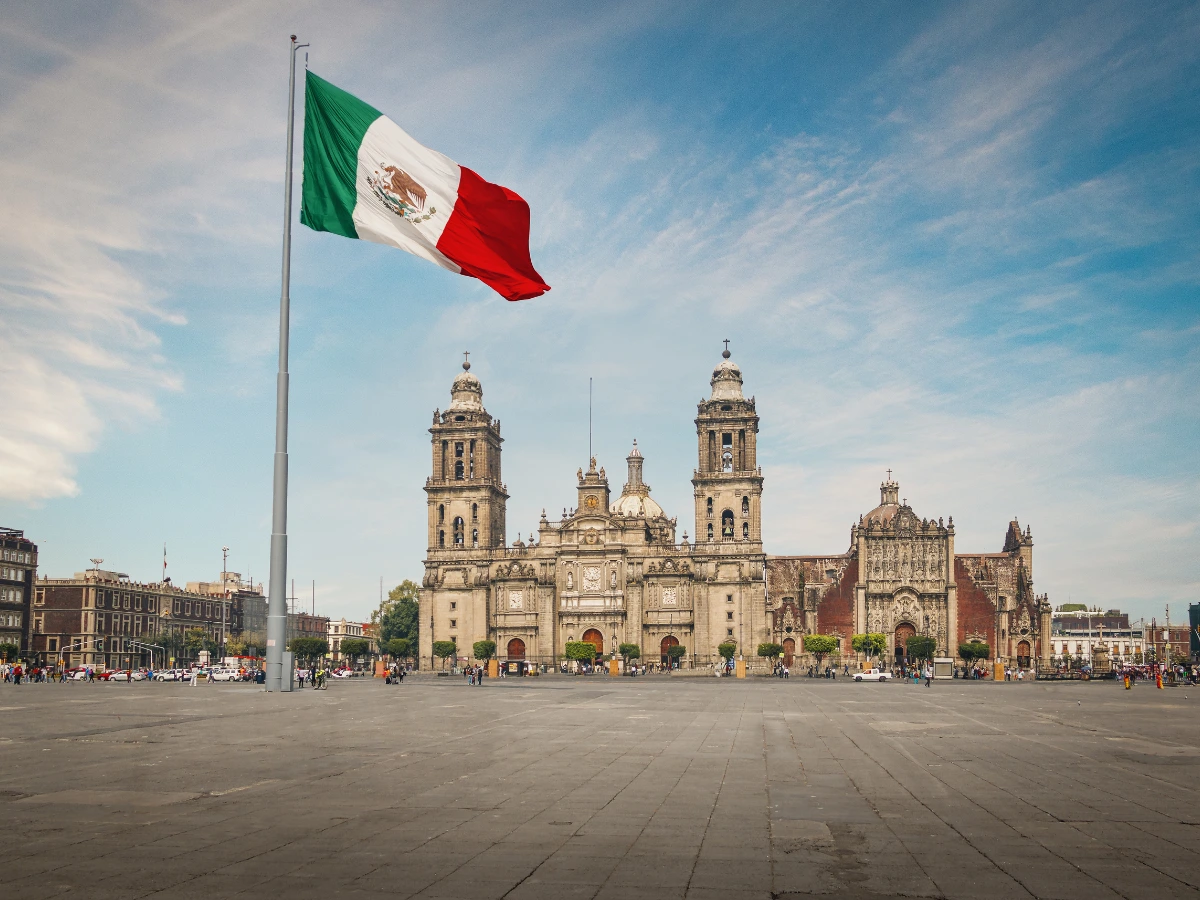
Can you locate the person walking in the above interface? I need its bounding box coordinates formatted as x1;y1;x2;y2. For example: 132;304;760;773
924;663;932;687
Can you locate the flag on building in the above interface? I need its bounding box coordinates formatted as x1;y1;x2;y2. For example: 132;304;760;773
299;71;549;302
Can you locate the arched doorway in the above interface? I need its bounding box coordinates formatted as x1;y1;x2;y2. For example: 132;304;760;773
507;638;526;660
894;623;916;664
660;635;679;666
783;638;796;667
1016;640;1031;670
582;629;604;658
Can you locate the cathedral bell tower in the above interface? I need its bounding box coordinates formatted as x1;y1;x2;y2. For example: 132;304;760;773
692;343;763;546
426;355;508;552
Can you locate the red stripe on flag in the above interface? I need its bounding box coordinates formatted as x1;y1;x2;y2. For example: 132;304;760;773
436;167;550;302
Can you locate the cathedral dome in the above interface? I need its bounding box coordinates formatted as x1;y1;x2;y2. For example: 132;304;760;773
611;492;665;518
447;357;483;412
862;474;901;524
611;439;665;518
709;346;744;401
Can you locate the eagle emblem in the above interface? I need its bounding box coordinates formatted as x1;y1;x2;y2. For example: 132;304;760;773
367;163;437;223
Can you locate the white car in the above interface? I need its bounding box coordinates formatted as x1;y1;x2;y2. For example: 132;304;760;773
155;669;184;682
854;668;892;682
210;667;242;682
107;670;146;682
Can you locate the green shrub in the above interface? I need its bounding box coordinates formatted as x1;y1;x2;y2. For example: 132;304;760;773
905;635;937;662
472;640;497;661
716;642;738;660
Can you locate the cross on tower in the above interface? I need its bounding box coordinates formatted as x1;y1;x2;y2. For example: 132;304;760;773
722;339;731;359
886;468;892;482
723;339;730;353
462;350;470;370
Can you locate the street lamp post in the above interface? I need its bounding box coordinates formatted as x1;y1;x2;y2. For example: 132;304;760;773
221;547;229;665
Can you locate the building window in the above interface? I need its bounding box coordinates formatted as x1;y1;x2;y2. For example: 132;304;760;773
450;602;456;610
469;439;476;478
722;433;733;472
453;517;465;546
438;504;445;524
706;497;713;517
438;530;445;548
135;595;142;611
721;510;734;539
472;529;479;548
472;503;478;520
742;522;749;540
455;460;464;479
741;496;749;515
449;619;457;628
707;523;714;541
727;594;733;602
727;628;734;637
726;611;734;621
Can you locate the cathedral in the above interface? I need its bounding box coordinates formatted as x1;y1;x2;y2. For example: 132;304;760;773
418;348;1050;672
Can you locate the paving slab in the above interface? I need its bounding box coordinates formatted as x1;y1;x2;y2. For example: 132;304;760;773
2;675;1199;899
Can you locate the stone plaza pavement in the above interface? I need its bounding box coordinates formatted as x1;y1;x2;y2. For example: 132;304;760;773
1;674;1199;900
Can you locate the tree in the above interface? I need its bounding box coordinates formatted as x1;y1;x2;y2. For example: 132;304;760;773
159;631;185;663
564;641;598;667
472;640;497;662
803;634;839;669
432;640;457;670
958;641;991;665
905;635;937;663
373;579;420;646
717;642;738;661
0;642;19;661
667;645;687;665
288;637;329;664
757;643;784;663
225;637;248;657
851;633;887;658
618;643;641;667
384;638;411;659
184;628;218;658
339;638;371;661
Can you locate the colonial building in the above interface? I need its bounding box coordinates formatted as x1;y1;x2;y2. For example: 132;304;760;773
32;569;231;670
420;349;1050;671
419;349;767;670
768;480;1051;669
0;527;37;654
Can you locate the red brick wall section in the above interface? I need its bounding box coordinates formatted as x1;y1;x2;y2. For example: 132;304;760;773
815;558;857;638
955;558;997;647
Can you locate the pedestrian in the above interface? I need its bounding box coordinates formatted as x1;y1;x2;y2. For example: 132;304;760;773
924;663;932;687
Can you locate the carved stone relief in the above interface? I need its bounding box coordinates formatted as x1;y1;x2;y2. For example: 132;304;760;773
583;566;601;592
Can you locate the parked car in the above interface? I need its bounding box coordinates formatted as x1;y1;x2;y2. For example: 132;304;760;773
854;668;892;682
155;669;184;682
106;670;146;682
209;667;242;682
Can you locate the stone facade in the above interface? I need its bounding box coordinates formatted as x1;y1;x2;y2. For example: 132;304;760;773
420;350;767;670
420;349;1050;671
767;483;1050;668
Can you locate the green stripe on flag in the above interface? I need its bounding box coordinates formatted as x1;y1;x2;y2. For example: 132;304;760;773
300;72;382;239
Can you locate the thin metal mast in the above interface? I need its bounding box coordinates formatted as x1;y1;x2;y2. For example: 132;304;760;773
589;377;592;462
266;35;308;692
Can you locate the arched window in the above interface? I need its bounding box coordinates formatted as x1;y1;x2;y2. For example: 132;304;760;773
453;517;464;546
438;530;445;548
722;449;733;472
721;510;734;539
707;523;714;541
741;496;749;516
706;497;713;517
437;504;445;524
454;460;464;480
471;529;479;548
471;503;478;521
742;522;749;540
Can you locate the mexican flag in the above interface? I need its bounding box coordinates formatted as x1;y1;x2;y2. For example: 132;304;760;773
299;72;549;302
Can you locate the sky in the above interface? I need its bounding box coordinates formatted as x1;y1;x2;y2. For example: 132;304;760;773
1;0;1197;624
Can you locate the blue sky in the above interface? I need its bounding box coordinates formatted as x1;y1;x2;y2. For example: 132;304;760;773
1;1;1197;623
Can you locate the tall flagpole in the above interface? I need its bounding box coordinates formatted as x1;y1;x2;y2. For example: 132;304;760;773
266;34;308;692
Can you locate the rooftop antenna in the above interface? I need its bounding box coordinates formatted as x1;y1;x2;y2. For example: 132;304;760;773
589;376;593;463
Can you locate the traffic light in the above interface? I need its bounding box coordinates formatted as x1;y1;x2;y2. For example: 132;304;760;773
94;639;104;652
